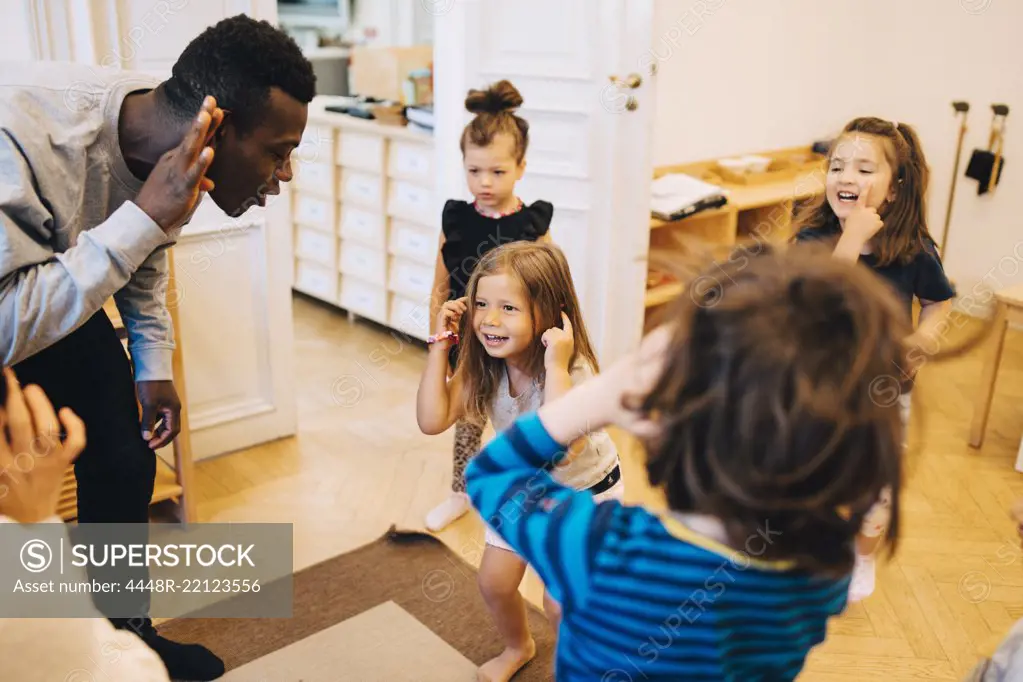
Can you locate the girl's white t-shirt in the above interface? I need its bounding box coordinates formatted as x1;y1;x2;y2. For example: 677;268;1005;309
486;360;620;490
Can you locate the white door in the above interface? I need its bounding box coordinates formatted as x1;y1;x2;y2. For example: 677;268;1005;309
433;0;656;365
21;0;297;460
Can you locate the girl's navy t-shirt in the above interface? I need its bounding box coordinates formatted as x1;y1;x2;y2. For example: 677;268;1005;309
792;223;956;320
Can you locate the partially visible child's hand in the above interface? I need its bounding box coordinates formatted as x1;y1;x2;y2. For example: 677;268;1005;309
436;297;468;339
0;368;86;524
537;323;673;447
603;324;674;438
542;311;574;370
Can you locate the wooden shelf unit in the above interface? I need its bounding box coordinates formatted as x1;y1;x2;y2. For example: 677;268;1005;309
57;255;196;523
289;103;437;343
643;145;827;327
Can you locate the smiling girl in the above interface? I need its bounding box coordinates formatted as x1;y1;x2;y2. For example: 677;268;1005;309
792;116;956;601
417;241;622;681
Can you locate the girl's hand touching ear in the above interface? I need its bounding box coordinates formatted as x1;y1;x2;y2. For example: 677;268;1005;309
537;323;672;447
436;297;468;337
542;311;574;371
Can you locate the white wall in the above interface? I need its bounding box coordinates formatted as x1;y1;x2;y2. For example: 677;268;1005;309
350;0;431;46
650;0;1022;307
0;3;35;61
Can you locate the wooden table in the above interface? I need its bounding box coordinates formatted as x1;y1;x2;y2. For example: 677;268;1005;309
969;283;1023;461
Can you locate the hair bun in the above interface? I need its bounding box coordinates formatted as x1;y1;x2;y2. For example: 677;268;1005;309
465;80;523;115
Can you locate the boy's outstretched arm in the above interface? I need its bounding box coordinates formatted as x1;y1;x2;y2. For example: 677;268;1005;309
465;409;615;613
467;328;670;611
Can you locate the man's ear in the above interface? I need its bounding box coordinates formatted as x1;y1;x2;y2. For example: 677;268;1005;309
210;109;232;147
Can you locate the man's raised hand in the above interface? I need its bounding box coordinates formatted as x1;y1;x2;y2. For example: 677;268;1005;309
135;96;224;233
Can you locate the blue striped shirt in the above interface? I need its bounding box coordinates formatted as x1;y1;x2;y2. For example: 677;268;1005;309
465;411;851;681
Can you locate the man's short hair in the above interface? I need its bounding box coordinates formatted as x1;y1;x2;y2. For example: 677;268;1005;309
160;14;316;134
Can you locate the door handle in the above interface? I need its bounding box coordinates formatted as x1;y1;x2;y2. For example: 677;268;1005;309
608;73;642;89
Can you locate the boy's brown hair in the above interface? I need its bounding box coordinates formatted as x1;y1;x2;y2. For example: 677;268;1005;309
793;117;935;267
460;80;529;163
456;242;598;425
632;241;985;576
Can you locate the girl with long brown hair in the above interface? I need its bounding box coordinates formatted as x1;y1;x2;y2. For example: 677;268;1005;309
792;116;956;601
418;241;621;681
424;79;555;535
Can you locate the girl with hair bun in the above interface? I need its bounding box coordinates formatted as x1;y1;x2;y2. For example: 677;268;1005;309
424;80;555;535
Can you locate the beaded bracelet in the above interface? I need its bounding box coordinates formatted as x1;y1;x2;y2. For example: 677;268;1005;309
427;330;459;345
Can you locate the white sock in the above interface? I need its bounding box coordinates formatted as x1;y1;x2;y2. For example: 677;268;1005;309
425;492;470;532
848;553;876;602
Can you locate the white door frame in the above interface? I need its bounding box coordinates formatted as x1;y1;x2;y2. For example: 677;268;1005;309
433;0;655;366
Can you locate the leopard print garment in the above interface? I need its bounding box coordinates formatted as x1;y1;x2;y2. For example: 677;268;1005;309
450;418;484;493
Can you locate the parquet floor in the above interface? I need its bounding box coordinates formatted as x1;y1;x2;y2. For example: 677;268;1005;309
188;295;1023;681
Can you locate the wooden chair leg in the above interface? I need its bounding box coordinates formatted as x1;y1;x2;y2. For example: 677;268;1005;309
969;302;1008;448
167;253;197;523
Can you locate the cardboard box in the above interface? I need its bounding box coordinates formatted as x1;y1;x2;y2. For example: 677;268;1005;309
349;45;433;103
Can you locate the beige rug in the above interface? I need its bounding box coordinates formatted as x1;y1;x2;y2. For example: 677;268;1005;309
219;600;477;681
159;527;556;680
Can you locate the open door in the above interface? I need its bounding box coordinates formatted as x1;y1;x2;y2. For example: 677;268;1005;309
434;0;655;364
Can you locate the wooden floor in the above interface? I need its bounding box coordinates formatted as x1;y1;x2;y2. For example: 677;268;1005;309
188;295;1023;681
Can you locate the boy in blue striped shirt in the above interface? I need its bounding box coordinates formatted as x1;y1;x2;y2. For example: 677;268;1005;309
466;244;921;681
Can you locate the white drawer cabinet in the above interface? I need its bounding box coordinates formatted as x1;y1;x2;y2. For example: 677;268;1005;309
390;294;430;342
339;242;387;286
389;219;436;266
388;256;433;299
387;179;433;225
299;124;335;162
294;258;338;302
340;169;386;212
291;114;438;341
294;224;338;269
340;206;388;249
293;192;336;232
295;159;335;196
338;130;386;173
340;276;388;323
389;139;434;183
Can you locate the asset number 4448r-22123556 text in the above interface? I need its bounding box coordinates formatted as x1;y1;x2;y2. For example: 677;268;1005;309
124;579;262;593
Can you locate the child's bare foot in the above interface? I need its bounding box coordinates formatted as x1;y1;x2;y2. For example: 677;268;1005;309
476;639;536;682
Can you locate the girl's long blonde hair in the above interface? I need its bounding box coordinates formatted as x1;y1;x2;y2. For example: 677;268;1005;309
455;241;599;425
